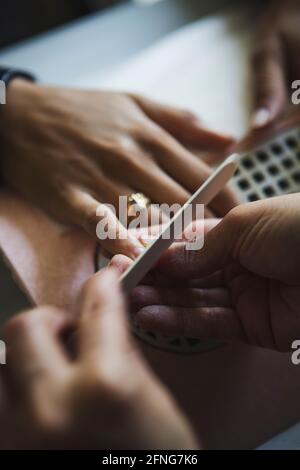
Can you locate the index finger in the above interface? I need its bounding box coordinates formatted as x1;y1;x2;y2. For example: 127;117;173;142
78;269;131;365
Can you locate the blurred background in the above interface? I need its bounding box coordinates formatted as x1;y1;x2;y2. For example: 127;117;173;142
1;0;124;47
0;0;246;87
1;0;246;48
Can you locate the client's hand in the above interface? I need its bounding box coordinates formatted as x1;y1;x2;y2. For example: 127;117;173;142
0;79;236;258
251;0;300;128
0;269;197;449
126;195;300;351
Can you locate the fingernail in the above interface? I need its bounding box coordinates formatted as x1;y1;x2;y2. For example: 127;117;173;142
130;240;145;258
251;108;271;128
133;246;145;257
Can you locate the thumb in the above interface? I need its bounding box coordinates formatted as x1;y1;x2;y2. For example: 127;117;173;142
158;212;239;280
159;195;300;283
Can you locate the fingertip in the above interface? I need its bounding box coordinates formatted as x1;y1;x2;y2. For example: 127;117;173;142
135;306;157;331
109;254;133;274
118;234;146;260
136;306;178;336
251;108;272;129
190;127;236;149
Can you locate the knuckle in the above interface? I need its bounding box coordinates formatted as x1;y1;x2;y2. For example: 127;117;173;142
110;141;143;174
4;306;63;340
135;121;166;148
4;312;32;338
223;206;250;254
114;136;138;159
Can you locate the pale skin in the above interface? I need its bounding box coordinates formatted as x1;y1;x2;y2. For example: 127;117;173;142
0;269;197;450
112;194;300;352
0;79;236;258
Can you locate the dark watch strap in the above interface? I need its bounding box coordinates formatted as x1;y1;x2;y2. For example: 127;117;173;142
0;66;36;87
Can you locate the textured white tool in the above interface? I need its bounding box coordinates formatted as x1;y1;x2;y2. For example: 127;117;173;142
121;153;240;293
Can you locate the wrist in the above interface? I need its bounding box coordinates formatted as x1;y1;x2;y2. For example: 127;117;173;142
6;77;36;100
0;78;37;125
0;78;38;176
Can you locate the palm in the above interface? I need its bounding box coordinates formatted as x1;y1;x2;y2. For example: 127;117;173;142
224;264;279;349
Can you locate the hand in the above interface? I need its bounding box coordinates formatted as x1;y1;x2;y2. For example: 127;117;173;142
0;269;197;449
0;79;236;257
251;0;300;128
126;195;300;351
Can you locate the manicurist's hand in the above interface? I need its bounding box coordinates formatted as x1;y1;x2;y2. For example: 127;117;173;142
125;195;300;351
0;79;236;257
0;269;197;450
251;0;300;128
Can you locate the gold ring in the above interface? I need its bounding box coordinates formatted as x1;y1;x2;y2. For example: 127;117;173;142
127;192;151;219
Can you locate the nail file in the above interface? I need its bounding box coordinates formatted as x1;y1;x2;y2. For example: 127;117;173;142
121;153;240;293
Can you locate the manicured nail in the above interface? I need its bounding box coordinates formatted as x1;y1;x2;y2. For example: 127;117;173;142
251;108;271;128
131;245;145;258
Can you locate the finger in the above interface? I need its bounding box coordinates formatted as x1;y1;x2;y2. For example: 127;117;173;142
110;220;222;286
63;186;145;259
113;259;225;290
79;268;131;364
131;285;232;312
196;151;226;166
147;133;238;215
189;270;225;288
158;214;238;280
109;254;132;275
182;218;220;241
251;33;287;128
126;158;191;206
3;307;70;395
132;94;234;150
67;156;169;228
135;305;246;342
109;250;177;288
109;251;184;289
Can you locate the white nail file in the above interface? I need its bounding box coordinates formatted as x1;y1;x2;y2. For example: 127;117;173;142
121;153;240;293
